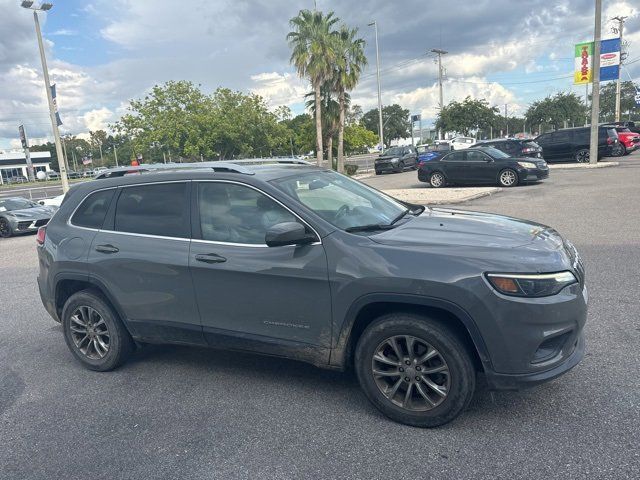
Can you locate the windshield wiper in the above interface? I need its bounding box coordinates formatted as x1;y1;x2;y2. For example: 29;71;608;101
388;208;411;226
345;224;396;233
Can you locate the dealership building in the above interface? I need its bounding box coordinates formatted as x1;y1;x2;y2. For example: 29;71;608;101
0;151;53;184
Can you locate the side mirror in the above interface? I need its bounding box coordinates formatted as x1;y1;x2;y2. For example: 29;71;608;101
265;222;316;247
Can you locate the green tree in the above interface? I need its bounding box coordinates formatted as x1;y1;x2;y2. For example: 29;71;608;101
287;9;340;166
346;104;363;126
305;84;343;167
362;104;410;147
334;25;367;173
435;97;499;137
282;114;315;154
113;80;211;160
343;124;378;155
525;92;587;133
595;81;640;122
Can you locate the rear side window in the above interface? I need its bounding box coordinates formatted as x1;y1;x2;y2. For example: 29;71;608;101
551;131;571;142
114;182;190;238
71;189;115;229
443;152;465;161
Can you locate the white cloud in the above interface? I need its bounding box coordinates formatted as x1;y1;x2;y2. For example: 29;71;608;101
82;108;114;131
249;72;308;109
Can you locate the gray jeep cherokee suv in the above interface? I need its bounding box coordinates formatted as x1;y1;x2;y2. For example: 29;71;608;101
36;160;587;427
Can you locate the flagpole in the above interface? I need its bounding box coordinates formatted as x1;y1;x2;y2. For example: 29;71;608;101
32;9;69;192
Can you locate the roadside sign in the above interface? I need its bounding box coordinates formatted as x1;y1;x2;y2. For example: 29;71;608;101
635;93;640;106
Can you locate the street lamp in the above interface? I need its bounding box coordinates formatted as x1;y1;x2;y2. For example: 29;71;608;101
21;1;69;192
368;21;384;151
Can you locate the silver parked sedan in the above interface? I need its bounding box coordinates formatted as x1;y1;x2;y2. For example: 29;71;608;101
0;197;56;238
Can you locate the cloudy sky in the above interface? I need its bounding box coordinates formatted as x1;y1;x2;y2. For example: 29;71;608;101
0;0;638;149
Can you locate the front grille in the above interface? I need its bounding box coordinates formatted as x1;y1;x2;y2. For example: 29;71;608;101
17;221;32;231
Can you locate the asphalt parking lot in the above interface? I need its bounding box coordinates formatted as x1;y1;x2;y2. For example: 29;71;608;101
1;154;640;479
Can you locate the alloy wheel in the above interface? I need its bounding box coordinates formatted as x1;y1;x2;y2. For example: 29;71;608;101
499;170;517;186
69;306;110;359
0;219;11;238
576;149;589;163
430;172;444;188
371;335;450;411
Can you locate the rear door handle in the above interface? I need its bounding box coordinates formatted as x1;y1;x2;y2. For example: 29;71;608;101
95;244;119;254
195;253;227;264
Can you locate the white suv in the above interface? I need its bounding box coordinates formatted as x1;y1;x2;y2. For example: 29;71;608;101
450;137;477;150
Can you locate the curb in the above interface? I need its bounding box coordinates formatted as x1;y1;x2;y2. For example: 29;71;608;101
382;187;502;205
548;161;619;170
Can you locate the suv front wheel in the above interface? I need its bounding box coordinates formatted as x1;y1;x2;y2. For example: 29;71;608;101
61;290;134;371
355;313;476;427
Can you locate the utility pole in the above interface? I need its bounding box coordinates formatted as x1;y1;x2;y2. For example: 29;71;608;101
431;48;447;140
589;0;602;165
369;21;384;151
18;125;35;181
22;2;70;193
113;144;119;167
612;15;627;122
504;104;509;137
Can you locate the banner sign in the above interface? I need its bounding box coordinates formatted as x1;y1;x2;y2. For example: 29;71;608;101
574;39;620;84
18;125;29;149
599;38;621;82
82;156;92;166
50;84;63;126
574;42;593;84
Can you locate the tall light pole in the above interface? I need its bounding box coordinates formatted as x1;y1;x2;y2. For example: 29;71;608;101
368;21;384;151
612;15;627;123
21;1;69;192
431;48;448;140
589;0;602;165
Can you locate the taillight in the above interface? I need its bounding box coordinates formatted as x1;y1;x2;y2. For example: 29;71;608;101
36;226;46;245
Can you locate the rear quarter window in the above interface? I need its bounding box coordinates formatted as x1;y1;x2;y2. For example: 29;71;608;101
71;189;116;229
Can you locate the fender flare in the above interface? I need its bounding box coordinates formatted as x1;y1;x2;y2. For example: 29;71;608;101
330;293;492;369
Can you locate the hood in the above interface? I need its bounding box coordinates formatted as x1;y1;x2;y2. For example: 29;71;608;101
377;154;400;161
3;206;55;219
371;207;564;250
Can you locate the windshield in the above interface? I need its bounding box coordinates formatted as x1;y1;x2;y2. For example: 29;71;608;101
382;147;403;156
272;170;410;231
477;146;511;159
0;198;39;212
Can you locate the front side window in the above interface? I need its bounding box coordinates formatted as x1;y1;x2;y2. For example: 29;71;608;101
272;170;408;231
71;189;115;229
198;182;299;245
114;182;190;238
466;150;488;162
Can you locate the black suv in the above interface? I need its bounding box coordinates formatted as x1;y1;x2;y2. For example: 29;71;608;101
535;126;618;162
37;160;587;427
474;139;543;159
375;146;418;174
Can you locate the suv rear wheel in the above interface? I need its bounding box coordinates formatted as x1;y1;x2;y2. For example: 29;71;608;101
575;149;590;163
355;313;476;427
61;290;134;371
429;171;446;188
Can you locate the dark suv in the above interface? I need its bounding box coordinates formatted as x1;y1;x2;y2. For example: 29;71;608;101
37;160;587;427
375;146;418;174
535;126;618;162
473;139;543;159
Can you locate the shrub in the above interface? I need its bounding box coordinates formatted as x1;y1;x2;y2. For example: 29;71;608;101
344;164;359;176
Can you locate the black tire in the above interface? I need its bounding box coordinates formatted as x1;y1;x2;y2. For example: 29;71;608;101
395;161;405;173
61;290;134;371
575;149;590;163
429;171;446;188
375;170;381;175
355;313;476;427
498;168;518;187
0;218;13;238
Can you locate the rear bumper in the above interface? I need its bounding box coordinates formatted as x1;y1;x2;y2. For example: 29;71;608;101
37;274;60;322
484;332;585;390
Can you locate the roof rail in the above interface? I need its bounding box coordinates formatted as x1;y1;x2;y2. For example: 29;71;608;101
93;158;312;180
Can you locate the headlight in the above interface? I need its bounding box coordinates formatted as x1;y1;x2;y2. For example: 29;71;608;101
517;161;537;169
390;158;399;163
486;271;577;297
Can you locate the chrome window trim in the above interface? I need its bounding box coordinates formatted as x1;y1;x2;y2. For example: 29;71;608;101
67;179;323;246
194;179;322;247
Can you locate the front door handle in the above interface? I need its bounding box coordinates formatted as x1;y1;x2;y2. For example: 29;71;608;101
95;244;119;254
195;253;227;264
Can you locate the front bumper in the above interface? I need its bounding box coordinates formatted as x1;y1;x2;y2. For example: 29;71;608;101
518;166;549;182
12;218;49;233
485;331;585;390
375;161;401;173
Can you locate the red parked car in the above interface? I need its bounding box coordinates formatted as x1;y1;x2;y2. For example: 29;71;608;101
604;125;640;156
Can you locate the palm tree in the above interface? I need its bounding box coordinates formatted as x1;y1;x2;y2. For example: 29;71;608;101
334;25;367;173
287;10;339;166
305;84;346;168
